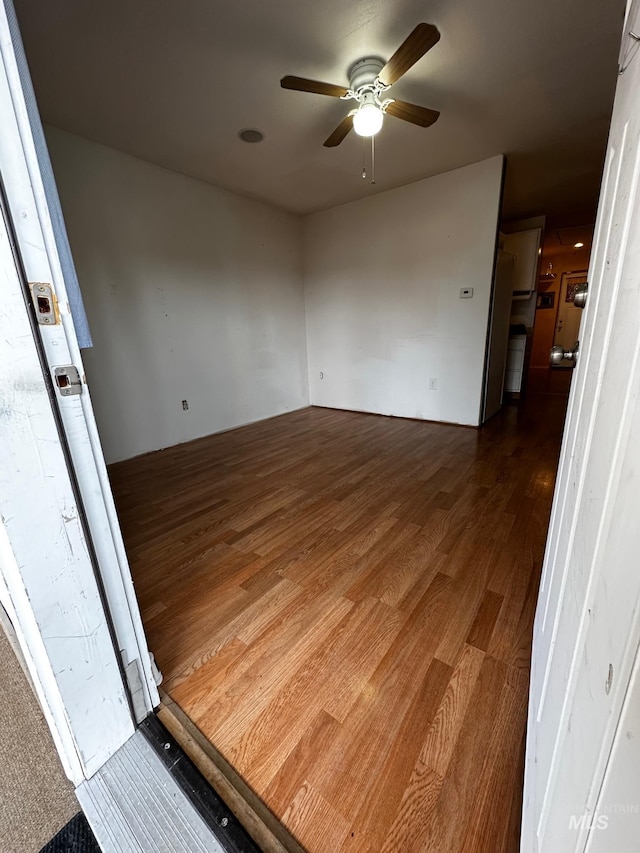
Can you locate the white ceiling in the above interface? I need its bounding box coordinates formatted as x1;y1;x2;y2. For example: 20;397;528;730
14;0;625;219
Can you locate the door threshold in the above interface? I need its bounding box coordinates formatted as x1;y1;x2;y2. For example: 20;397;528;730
158;692;304;853
76;720;259;852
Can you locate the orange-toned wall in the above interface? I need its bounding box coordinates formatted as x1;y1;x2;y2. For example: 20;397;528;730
528;245;590;394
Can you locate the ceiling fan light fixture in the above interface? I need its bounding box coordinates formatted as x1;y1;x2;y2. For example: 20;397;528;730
281;22;441;150
353;102;384;137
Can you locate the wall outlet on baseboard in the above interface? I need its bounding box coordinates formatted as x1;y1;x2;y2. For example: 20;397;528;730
429;378;438;390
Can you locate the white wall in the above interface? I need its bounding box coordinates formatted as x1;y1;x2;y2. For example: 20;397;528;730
303;156;504;426
48;132;504;459
46;128;309;463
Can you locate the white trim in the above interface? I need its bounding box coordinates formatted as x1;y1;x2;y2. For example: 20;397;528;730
522;8;640;843
0;524;82;783
0;0;161;781
0;0;158;720
0;194;134;780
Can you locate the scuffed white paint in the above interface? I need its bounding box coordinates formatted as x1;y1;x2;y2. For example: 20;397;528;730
586;642;640;850
46;127;310;464
0;8;159;728
0;202;134;781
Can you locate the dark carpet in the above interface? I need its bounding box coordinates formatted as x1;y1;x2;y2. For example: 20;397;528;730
38;812;100;853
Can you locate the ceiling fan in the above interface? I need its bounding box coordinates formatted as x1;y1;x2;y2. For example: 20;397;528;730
281;23;441;148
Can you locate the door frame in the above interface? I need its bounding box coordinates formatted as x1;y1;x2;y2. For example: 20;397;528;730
0;152;135;784
0;0;158;783
1;1;638;844
521;1;640;847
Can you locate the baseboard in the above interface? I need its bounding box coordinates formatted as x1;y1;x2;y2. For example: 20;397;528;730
309;403;480;429
107;404;313;467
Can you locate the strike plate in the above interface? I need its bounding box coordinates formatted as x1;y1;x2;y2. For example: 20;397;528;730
29;282;59;325
53;365;82;396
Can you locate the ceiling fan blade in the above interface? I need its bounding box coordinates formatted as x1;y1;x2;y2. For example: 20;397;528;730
323;114;354;147
385;100;440;127
280;76;349;98
378;23;440;87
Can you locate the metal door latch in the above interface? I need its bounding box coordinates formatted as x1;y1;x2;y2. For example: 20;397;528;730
550;341;580;367
53;365;82;396
573;283;588;309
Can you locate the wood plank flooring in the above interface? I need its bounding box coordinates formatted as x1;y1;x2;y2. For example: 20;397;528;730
109;399;567;852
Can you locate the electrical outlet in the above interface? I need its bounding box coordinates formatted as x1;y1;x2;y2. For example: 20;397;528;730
182;400;189;410
429;378;438;390
320;371;324;379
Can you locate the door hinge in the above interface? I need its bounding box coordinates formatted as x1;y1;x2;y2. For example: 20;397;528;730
122;654;149;722
122;652;163;722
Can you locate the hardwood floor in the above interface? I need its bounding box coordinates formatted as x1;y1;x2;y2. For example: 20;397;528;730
109;399;567;852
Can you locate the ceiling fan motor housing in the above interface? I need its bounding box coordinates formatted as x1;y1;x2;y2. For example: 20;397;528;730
348;57;385;92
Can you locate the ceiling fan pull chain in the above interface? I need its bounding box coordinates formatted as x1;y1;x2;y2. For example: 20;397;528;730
371;135;376;184
362;136;367;179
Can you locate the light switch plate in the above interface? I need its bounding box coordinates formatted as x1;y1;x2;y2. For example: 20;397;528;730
460;287;474;298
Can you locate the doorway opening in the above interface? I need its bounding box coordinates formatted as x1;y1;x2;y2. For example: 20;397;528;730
527;221;595;398
8;0;626;850
82;206;576;851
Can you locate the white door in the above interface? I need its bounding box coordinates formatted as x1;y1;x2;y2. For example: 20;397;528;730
0;183;135;783
0;0;158;765
522;6;640;851
482;249;515;421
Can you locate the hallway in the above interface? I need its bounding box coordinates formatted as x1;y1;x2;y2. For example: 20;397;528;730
110;397;567;851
